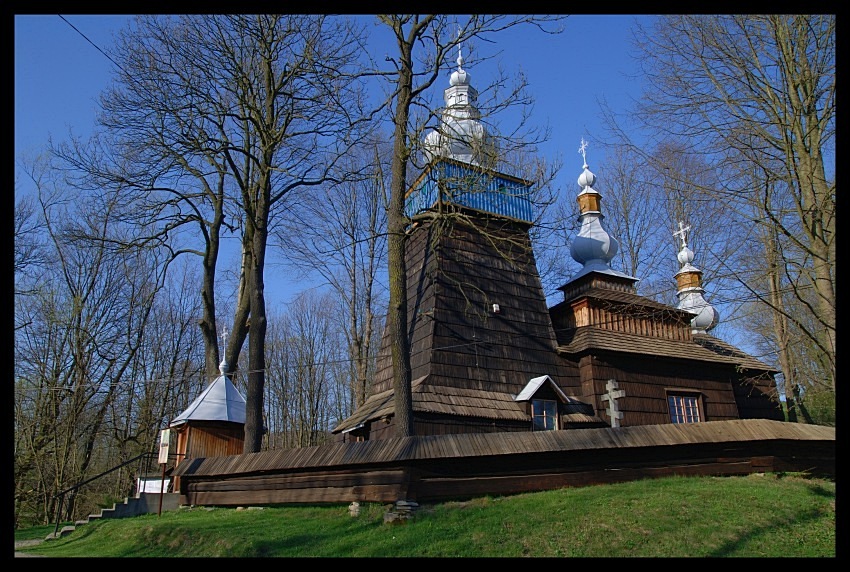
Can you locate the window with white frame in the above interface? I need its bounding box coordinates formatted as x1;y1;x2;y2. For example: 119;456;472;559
667;393;702;423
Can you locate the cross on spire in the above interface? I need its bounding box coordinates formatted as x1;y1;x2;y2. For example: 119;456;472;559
673;221;691;249
456;24;464;70
217;326;230;376
578;138;589;168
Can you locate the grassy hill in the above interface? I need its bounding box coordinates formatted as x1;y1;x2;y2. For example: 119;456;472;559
15;473;835;558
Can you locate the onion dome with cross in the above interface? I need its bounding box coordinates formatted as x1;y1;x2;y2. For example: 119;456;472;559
423;38;499;166
673;222;719;333
563;140;636;286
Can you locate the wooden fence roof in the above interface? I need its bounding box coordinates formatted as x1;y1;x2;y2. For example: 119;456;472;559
173;419;834;478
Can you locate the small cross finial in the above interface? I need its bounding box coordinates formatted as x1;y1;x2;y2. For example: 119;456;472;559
673;221;691;248
456;26;464;70
578;138;589;168
218;325;229;376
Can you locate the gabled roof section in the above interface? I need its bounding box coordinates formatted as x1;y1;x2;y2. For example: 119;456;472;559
693;333;777;373
563;265;637;286
515;375;569;402
332;378;417;434
567;286;683;312
557;327;776;373
169;375;247;427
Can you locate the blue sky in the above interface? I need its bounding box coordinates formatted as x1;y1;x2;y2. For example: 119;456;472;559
14;14;653;306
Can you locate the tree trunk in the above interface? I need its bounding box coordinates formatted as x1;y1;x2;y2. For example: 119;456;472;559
387;58;414;437
243;186;270;453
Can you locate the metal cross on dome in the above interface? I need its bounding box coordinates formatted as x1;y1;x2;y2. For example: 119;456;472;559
578;138;589;166
454;24;466;71
218;326;230;376
673;221;691;249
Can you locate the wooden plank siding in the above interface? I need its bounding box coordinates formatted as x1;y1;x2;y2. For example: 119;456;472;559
584;354;741;425
573;352;784;426
173;421;245;489
173;420;834;507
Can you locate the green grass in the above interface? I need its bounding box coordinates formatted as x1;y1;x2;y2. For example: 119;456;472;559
15;473;835;558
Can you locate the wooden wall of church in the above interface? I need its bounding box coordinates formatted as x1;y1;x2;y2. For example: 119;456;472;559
424;218;580;395
578;353;750;426
368;221;437;396
364;420;393;441
731;373;785;421
413;414;529;436
367;216;581;409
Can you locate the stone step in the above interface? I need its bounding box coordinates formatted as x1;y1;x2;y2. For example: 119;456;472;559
45;493;181;542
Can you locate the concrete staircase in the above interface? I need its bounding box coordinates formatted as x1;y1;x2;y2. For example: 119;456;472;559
46;493;181;540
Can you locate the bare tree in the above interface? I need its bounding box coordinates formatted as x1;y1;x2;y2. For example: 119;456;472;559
14;163;168;525
608;15;834;408
109;260;206;477
14;189;46;291
56;15;371;453
276;138;389;412
264;292;345;448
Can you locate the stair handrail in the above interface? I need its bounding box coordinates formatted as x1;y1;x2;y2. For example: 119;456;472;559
51;451;162;538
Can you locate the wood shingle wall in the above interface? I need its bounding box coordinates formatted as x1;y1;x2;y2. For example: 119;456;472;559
336;214;583;438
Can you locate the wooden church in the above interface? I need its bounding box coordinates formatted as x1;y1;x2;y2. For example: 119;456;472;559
332;47;783;443
171;47;830;508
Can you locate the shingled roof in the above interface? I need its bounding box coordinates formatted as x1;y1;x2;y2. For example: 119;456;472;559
557;326;775;372
568;286;688;313
334;370;608;434
693;333;778;373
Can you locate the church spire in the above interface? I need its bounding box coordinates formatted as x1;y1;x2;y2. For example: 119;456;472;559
564;140;635;285
423;35;497;166
673;222;719;333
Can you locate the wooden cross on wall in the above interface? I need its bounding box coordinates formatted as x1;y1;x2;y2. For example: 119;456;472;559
601;379;626;428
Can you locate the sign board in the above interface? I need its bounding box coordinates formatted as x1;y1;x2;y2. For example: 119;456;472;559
137;477;171;494
158;429;170;464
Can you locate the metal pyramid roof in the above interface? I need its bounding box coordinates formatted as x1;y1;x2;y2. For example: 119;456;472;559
169;374;246;427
